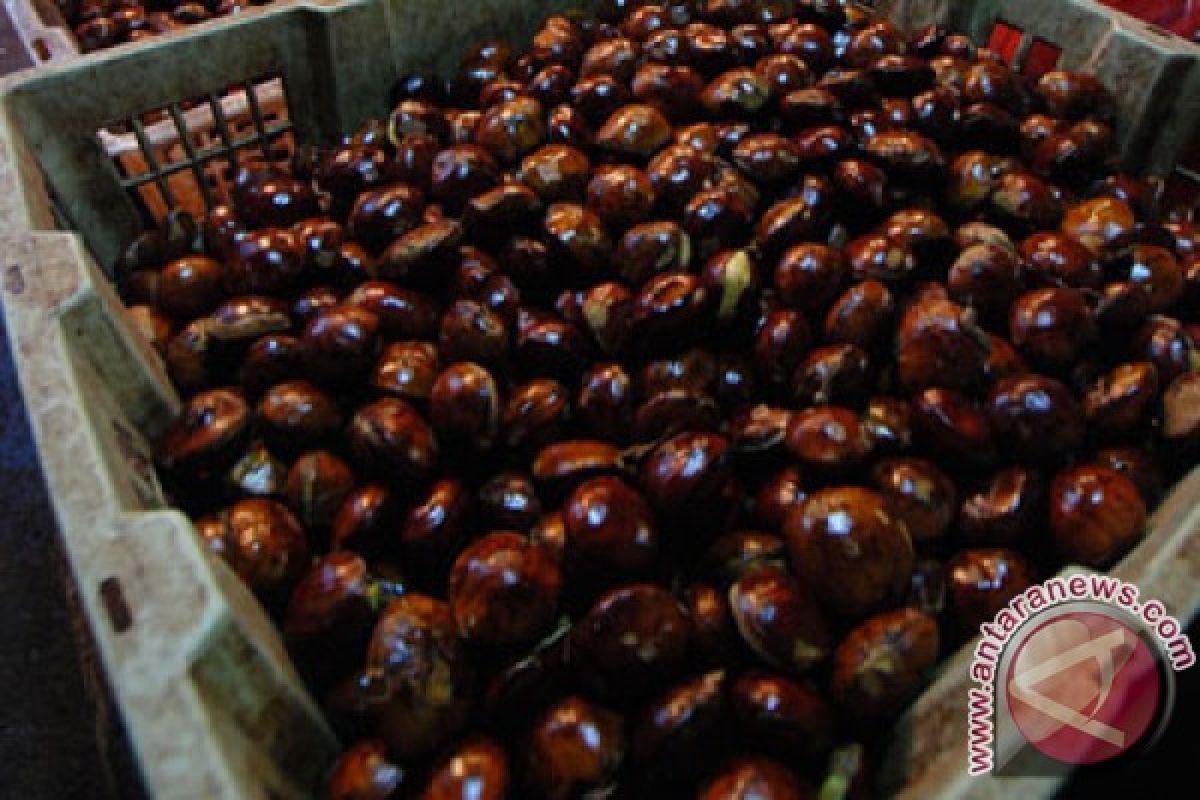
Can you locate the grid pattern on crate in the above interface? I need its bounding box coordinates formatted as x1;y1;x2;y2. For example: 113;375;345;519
99;75;294;223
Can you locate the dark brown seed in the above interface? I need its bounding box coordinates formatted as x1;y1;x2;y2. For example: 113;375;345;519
565;476;658;574
449;531;562;646
366;595;474;758
596;104;673;159
946;549;1035;633
533;439;624;501
1050;465;1146;566
524;696;625;799
700;756;810;800
632;670;728;779
785;487;914;617
325;740;403;800
347;397;438;485
959;466;1044;546
1083;362;1160;438
421;737;510;800
986;374;1085;462
430;362;502;450
912;387;996;468
371;341;440;405
729;671;836;765
729;568;830;673
301;306;383;388
784;407;872;472
256;381;342;458
571;584;693;698
214;498;309;598
870;457;956;543
285;451;355;532
332;484;399;558
831;608;939;721
159;388;250;474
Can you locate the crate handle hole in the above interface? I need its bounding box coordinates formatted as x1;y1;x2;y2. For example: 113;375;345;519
32;38;52;62
100;576;133;634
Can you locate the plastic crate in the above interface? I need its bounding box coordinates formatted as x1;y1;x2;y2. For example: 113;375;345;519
99;77;293;221
0;1;1197;798
1;0;75;70
873;0;1200;198
8;0;291;60
5;1;294;222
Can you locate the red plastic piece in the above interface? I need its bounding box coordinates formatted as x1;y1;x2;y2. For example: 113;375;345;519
1021;38;1062;79
1100;0;1200;40
987;21;1024;64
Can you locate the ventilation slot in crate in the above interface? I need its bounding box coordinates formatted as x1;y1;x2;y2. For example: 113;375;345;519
987;20;1064;81
97;75;296;225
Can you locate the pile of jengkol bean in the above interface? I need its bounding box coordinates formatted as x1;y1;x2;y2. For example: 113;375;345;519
120;0;1200;796
61;0;276;53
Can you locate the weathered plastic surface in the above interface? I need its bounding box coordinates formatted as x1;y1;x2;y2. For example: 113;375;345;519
0;229;339;798
0;1;1197;798
2;0;75;68
874;0;1200;176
